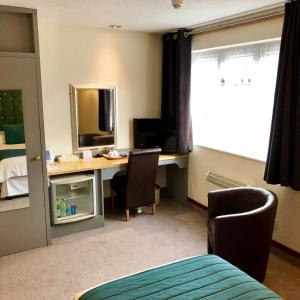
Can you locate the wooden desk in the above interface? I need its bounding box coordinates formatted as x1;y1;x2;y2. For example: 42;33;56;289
48;154;188;237
48;154;188;176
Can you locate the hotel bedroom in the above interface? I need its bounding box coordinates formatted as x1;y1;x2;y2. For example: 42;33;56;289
0;0;299;299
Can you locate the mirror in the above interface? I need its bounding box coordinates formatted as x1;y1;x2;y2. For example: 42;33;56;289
0;89;30;211
70;84;117;152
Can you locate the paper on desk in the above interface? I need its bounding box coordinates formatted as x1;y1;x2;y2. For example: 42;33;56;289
47;164;61;171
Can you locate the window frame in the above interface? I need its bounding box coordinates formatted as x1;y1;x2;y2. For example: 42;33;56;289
190;38;281;162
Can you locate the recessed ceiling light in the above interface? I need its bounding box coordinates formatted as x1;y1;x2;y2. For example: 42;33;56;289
109;25;122;29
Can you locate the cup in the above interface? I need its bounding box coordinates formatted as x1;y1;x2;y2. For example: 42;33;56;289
107;150;115;158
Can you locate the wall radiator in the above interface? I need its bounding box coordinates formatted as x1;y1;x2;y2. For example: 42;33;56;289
206;171;247;190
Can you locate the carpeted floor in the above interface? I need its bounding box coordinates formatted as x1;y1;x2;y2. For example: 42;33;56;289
0;197;299;300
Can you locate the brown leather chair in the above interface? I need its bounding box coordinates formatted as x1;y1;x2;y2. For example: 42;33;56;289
92;135;114;146
207;187;278;282
111;148;161;221
79;134;96;147
79;134;114;147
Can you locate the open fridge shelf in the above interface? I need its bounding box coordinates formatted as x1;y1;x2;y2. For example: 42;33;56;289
56;212;95;224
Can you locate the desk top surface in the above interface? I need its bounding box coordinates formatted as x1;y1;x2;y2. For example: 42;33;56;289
48;154;188;176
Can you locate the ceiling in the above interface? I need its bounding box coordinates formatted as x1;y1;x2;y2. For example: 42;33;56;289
0;0;284;32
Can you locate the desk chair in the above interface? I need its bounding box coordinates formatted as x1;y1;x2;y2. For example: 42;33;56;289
111;148;161;221
207;187;278;282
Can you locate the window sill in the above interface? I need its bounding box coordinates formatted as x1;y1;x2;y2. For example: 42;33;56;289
192;144;266;164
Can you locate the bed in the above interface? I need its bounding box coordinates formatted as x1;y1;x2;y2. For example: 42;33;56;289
0;154;28;198
73;255;281;300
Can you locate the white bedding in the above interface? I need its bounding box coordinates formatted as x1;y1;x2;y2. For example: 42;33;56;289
1;176;28;198
0;156;28;197
0;156;27;183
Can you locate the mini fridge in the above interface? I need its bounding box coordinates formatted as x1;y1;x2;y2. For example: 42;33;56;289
50;174;96;225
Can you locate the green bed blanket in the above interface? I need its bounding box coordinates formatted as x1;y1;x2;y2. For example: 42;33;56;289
78;255;281;300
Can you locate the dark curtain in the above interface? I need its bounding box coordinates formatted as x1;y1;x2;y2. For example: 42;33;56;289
98;90;114;132
264;1;300;190
161;29;192;154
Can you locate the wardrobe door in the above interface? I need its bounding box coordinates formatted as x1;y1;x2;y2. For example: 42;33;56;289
0;56;48;256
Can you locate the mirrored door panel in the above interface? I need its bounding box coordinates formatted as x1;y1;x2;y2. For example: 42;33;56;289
0;56;48;255
0;90;29;210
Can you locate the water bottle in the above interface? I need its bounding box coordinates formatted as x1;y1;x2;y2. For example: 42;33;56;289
71;203;77;215
66;198;72;216
60;198;66;217
56;198;61;218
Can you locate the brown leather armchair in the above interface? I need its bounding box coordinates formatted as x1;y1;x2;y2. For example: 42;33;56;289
207;187;278;282
111;148;161;221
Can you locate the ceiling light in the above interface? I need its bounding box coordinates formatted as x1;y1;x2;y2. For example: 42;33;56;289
172;0;184;9
109;25;122;29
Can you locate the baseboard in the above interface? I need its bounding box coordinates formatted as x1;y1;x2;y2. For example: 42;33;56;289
187;197;208;210
187;197;300;258
272;240;300;258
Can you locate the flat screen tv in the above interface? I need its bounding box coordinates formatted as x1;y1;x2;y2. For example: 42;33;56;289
133;118;177;153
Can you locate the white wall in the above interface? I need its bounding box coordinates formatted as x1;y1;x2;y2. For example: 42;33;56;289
38;22;166;191
190;15;300;253
38;22;162;154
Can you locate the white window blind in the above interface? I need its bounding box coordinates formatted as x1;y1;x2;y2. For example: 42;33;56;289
191;39;280;161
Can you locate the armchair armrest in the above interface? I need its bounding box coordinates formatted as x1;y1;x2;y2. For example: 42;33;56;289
208;187;271;218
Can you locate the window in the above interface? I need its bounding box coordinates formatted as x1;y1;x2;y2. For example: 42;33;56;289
191;39;280;161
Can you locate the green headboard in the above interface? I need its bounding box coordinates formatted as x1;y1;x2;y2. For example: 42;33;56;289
0;90;23;131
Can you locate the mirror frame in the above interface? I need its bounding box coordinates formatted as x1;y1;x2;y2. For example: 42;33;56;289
69;83;117;153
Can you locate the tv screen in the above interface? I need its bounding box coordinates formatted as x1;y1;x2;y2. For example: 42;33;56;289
133;118;176;153
133;118;161;149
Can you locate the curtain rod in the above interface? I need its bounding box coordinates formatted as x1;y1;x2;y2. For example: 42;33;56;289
187;2;285;36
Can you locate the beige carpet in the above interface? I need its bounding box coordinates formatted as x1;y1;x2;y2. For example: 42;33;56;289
0;197;299;300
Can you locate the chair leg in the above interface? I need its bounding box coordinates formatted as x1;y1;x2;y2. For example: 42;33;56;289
125;209;130;221
111;190;115;208
151;204;156;215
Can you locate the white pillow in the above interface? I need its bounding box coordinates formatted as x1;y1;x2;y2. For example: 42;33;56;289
0;131;6;144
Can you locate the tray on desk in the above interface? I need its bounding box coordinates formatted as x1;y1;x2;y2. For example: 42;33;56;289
102;154;127;160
